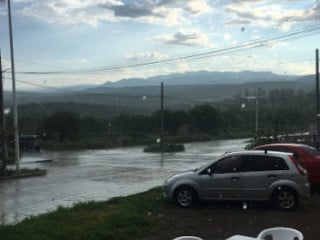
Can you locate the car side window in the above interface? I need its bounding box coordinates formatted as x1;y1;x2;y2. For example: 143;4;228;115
214;156;241;173
241;155;289;172
241;156;260;172
269;156;289;170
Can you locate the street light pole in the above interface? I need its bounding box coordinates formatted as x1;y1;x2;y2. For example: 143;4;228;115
7;0;20;172
160;82;164;154
244;96;259;135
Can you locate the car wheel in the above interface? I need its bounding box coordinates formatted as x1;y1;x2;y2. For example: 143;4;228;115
175;186;197;208
272;187;298;210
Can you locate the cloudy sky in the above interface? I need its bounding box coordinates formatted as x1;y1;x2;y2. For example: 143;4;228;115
0;0;319;89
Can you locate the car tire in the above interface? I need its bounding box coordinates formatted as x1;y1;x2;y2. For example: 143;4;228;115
272;187;298;210
175;186;197;208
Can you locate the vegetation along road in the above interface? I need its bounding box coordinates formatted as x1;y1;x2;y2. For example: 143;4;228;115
1;187;320;240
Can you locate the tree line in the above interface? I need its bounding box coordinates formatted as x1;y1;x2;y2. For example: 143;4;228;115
38;104;221;142
4;88;317;142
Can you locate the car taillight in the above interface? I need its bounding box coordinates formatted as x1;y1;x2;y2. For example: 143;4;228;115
289;155;307;176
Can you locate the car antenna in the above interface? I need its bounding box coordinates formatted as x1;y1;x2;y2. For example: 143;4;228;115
264;149;267;154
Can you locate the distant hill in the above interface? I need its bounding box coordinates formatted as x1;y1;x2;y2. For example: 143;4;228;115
3;71;315;118
296;74;315;84
100;70;298;88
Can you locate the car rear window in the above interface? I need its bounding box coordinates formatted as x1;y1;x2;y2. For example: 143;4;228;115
301;145;320;157
241;155;289;172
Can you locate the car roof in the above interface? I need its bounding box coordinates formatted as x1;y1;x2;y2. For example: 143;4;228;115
254;143;309;148
225;150;291;157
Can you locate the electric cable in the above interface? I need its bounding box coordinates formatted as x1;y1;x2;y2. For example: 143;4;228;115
9;24;320;76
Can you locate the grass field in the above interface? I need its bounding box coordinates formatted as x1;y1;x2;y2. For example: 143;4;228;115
1;187;320;240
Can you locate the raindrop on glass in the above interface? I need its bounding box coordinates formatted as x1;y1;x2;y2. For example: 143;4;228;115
242;202;247;209
4;108;11;115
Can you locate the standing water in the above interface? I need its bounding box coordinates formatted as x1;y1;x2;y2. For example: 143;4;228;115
0;138;247;225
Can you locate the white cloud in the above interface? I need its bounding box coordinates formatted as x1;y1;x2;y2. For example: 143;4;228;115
281;61;314;75
154;28;216;48
80;59;88;63
17;0;122;27
223;33;232;41
126;52;169;61
1;58;11;70
224;1;320;30
13;0;36;2
208;54;314;76
15;0;212;27
185;0;211;15
58;58;89;65
175;60;189;72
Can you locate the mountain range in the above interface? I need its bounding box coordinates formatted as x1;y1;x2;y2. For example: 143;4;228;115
4;70;313;112
99;70;302;88
4;70;314;118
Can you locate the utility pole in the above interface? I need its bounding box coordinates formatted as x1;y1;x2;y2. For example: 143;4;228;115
0;50;7;174
255;97;259;134
7;0;20;172
160;82;164;155
316;49;320;143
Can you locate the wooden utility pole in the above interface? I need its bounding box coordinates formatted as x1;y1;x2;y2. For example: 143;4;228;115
7;0;20;172
316;49;320;141
161;82;164;154
0;50;6;173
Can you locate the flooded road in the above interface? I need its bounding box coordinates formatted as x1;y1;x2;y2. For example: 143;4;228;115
0;138;248;225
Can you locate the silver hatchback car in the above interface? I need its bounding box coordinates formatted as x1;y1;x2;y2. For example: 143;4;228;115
163;150;310;210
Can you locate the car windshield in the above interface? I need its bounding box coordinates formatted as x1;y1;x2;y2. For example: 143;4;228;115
0;0;319;239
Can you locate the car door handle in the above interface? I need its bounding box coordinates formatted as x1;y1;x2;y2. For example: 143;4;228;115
268;174;277;179
230;177;239;181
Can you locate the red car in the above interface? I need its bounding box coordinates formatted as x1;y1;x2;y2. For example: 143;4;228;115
253;143;320;186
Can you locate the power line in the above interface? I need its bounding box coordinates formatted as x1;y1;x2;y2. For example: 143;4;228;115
3;57;313;91
14;58;66;70
10;24;320;76
17;79;60;90
4;76;61;90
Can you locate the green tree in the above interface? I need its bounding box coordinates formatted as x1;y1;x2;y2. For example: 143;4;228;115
152;110;189;135
79;117;107;138
112;114;156;135
189;105;221;134
42;111;80;141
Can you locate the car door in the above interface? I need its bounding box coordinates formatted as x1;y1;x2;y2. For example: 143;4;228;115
198;155;242;199
240;155;271;199
240;155;290;200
